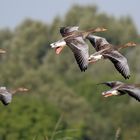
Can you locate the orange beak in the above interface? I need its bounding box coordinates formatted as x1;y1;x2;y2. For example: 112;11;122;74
55;46;65;54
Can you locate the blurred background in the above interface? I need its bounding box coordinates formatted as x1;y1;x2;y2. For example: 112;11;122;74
0;0;140;140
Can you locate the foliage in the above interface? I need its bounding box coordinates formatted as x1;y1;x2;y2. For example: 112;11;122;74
0;4;140;140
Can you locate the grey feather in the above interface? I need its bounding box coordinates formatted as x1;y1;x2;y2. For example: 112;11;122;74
101;81;140;102
0;88;12;105
60;27;89;71
86;34;109;51
103;51;130;79
118;85;140;102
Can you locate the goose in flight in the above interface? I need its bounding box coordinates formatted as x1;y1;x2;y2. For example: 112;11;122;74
0;87;29;105
87;35;136;79
50;26;107;71
99;81;140;102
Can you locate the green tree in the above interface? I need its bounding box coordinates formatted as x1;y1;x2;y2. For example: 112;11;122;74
0;4;140;140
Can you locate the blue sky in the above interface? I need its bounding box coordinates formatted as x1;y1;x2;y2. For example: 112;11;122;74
0;0;139;32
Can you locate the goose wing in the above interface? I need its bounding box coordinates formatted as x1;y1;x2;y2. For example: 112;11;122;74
67;37;89;71
0;92;12;105
103;51;130;79
60;27;89;71
86;35;109;51
118;85;140;102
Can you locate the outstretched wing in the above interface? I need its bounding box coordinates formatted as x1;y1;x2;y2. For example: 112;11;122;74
86;35;109;51
118;85;140;102
103;51;130;79
60;26;89;71
67;37;89;71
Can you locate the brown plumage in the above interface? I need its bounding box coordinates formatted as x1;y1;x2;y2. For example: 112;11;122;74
99;81;140;102
51;26;107;71
87;35;136;79
60;26;107;39
0;87;29;105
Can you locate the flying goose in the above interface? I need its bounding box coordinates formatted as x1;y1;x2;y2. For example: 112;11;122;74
50;26;107;71
0;87;29;105
87;35;136;79
99;81;140;102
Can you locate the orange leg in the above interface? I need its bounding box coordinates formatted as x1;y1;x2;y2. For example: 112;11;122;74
88;60;96;64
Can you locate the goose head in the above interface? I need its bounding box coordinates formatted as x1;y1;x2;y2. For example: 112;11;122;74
93;27;107;33
12;87;29;94
125;42;136;47
16;87;29;92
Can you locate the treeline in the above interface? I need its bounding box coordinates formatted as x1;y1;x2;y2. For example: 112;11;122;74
0;5;140;140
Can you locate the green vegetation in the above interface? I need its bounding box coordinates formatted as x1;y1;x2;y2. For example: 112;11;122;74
0;4;140;140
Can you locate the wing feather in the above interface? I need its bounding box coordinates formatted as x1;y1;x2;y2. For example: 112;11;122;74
60;27;89;71
68;38;89;71
103;51;130;79
118;86;140;102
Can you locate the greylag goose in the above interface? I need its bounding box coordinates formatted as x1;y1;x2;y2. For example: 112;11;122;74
99;81;140;102
0;87;29;105
51;26;107;71
87;35;136;79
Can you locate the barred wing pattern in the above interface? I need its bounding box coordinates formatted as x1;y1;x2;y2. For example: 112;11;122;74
103;51;130;79
118;85;140;102
67;38;89;71
60;27;89;71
